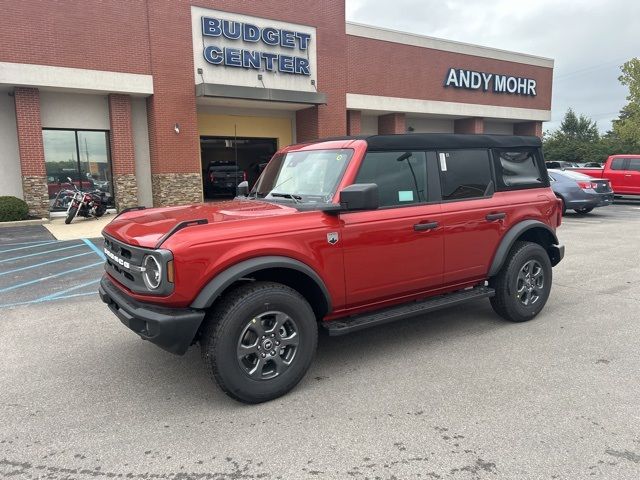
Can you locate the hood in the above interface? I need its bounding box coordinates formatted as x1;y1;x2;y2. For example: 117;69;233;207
102;200;297;248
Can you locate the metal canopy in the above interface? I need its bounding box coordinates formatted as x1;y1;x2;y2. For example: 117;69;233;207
195;83;327;105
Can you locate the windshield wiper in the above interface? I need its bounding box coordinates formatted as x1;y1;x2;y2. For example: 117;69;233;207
269;192;302;203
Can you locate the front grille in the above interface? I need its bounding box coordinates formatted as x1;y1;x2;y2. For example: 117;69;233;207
103;234;174;296
103;234;152;294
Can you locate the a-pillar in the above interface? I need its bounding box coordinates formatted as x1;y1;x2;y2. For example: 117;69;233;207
514;121;542;138
14;87;49;218
347;110;361;136
108;94;139;211
454;117;484;134
378;113;406;134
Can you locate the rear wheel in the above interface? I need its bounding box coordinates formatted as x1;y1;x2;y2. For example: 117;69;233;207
490;241;552;322
65;206;77;224
574;207;594;214
95;205;106;218
200;281;317;404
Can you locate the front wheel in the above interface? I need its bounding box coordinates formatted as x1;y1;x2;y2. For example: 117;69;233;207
65;206;78;224
490;241;552;322
200;281;317;404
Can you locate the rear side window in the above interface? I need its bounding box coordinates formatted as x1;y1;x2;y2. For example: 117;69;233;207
493;149;544;189
610;158;625;170
438;150;492;200
355;151;427;207
628;159;640;172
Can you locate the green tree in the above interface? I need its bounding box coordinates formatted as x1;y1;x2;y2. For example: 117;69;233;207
610;58;640;148
558;108;600;142
543;109;604;163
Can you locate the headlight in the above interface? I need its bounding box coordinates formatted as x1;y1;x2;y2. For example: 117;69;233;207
142;255;162;290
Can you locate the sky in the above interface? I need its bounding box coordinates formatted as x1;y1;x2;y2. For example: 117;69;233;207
346;0;640;133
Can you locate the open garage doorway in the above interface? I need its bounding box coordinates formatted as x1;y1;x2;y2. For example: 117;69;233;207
200;136;278;200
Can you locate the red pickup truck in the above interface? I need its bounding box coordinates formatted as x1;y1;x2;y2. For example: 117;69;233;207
572;155;640;196
100;134;564;403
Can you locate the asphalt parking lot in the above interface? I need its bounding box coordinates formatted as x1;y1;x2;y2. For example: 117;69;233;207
1;201;639;479
0;226;105;308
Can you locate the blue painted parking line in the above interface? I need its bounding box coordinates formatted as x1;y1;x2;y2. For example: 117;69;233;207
82;238;106;260
0;243;85;264
0;241;58;254
0;261;103;294
38;278;102;302
0;281;100;308
0;251;94;277
0;240;58;247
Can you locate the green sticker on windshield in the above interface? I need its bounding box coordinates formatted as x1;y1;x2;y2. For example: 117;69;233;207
336;154;343;161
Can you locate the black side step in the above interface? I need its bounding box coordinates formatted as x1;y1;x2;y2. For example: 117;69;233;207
322;286;495;336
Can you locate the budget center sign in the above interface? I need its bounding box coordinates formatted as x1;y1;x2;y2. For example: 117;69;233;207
191;7;317;92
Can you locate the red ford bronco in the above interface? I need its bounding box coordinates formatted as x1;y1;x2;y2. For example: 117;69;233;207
100;134;564;403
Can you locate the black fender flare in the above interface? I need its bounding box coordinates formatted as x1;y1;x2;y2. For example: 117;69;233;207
190;256;332;312
488;220;561;277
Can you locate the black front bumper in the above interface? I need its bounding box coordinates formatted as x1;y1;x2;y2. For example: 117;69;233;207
99;275;205;355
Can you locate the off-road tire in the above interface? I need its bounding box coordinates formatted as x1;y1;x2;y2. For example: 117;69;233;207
490;241;552;322
65;206;77;224
200;281;317;404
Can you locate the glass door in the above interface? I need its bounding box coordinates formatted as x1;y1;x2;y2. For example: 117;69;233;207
43;129;113;211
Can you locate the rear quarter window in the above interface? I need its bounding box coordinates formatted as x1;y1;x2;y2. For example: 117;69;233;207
493;149;547;190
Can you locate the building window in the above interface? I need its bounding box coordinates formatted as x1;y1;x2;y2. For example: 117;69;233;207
43;129;113;212
438;149;492;201
355;151;427;207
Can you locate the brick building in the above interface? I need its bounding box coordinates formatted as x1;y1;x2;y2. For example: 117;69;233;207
0;1;553;217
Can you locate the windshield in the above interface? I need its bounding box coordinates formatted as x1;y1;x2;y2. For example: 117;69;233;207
251;149;353;203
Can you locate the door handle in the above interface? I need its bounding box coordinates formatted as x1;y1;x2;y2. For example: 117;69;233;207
486;212;506;221
414;221;438;231
625;174;632;177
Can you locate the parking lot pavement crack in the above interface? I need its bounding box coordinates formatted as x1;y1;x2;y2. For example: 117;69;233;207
554;282;640;301
604;448;640;463
0;458;273;480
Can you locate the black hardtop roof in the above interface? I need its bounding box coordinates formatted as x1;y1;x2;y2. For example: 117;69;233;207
310;133;541;150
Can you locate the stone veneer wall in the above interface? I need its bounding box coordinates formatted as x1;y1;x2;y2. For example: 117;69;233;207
113;174;139;211
22;176;50;218
151;173;202;207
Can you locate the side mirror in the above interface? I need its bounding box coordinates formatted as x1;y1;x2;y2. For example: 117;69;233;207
339;183;379;211
236;181;249;197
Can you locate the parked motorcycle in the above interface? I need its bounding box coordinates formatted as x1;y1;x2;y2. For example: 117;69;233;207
64;177;109;224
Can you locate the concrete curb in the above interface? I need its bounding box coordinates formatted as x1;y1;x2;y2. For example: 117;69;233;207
0;218;50;228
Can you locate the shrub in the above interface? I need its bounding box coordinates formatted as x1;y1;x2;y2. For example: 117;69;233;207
0;196;30;222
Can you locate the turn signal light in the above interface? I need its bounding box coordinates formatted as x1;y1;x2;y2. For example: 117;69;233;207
167;260;175;283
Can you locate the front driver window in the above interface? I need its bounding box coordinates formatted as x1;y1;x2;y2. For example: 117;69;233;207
355;151;427;207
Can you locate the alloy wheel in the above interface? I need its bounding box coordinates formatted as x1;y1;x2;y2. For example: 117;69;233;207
236;311;299;380
516;259;544;306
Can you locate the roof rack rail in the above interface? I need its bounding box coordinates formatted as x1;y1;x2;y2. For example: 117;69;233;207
154;219;208;248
